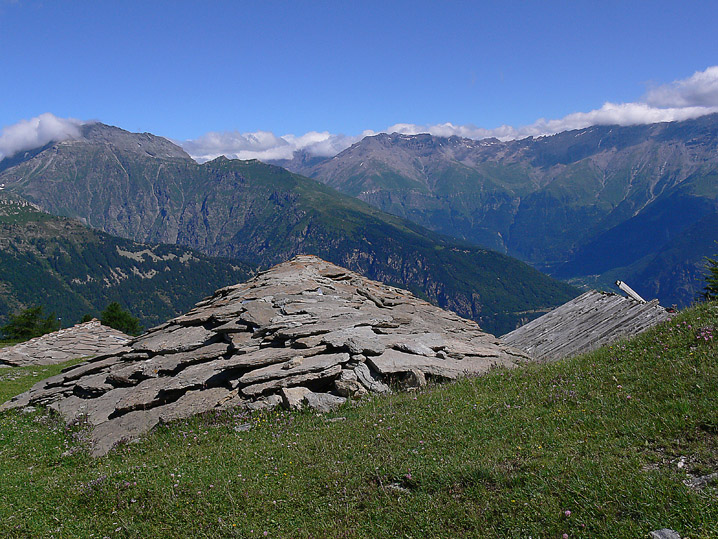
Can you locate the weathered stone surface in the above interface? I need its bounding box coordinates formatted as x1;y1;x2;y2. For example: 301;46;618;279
649;530;682;539
398;368;427;389
132;325;215;354
158;387;234;423
74;374;114;397
354;363;391;394
90;409;162;457
239;352;350;385
367;349;513;380
0;320;130;367
304;392;346;413
246;394;282;412
281;386;312;410
333;369;368;398
4;255;526;456
224;345;326;370
321;327;386;355
137;342;230;377
242;365;343;397
239;300;277;328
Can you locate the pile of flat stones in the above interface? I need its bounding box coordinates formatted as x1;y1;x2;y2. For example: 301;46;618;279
2;255;526;456
0;320;130;367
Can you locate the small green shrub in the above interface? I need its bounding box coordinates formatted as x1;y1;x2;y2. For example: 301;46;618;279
100;302;142;335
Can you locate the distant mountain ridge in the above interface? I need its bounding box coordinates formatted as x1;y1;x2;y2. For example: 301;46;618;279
272;114;718;307
0;124;578;335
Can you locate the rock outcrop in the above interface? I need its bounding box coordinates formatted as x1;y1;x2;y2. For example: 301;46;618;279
501;290;673;362
0;320;130;367
1;256;526;456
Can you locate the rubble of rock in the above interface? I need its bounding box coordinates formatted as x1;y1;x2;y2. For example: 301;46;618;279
0;320;130;367
1;255;527;456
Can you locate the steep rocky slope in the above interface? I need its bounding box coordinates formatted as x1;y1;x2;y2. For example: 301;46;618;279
0;192;253;328
0;124;578;335
279;115;718;306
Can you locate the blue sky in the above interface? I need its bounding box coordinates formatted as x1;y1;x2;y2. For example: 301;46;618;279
2;0;718;161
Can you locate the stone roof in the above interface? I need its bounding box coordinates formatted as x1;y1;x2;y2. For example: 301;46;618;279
2;255;526;456
501;290;673;362
0;320;130;367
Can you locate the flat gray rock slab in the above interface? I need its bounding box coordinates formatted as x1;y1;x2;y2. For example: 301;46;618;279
367;349;515;380
239;352;350;385
649;530;682;539
4;255;527;456
281;386;312;410
0;320;130;367
354;363;390;394
132;325;215;354
304;392;346;413
321;327;386;355
242;365;343;397
90;409;162;457
158;387;234;423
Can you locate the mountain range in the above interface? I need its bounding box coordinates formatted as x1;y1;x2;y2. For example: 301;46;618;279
0;192;253;329
0;124;577;336
274;114;718;307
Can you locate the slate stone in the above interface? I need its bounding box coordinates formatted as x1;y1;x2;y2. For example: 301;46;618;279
90;409;163;457
114;378;168;414
281;387;312;410
158;387;234;424
246;394;283;412
354;363;390;394
132;325;215;354
334;378;368;398
304;392;346;413
4;255;526;456
242;365;342;397
368;349;514;380
239;300;277;328
0;320;130;367
74;373;114;397
225;345;326;370
239;352;350;385
649;530;682;539
321;327;386;355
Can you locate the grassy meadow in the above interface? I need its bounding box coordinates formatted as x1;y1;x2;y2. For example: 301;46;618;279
0;303;716;538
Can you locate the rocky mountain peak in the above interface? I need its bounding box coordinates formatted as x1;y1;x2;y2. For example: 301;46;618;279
76;122;192;160
2;255;527;456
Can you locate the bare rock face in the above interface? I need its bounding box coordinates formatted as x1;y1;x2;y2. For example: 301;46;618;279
1;255;526;456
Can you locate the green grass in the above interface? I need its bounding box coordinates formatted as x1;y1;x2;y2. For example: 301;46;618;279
0;359;85;403
1;304;717;538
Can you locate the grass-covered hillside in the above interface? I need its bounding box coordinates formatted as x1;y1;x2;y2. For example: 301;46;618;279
0;303;716;538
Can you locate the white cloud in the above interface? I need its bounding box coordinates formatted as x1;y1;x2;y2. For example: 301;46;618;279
178;67;718;161
0;113;84;161
646;66;718;108
5;67;718;164
389;67;718;142
178;129;377;163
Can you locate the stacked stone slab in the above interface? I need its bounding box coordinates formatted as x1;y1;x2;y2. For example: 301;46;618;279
0;320;130;367
1;255;527;456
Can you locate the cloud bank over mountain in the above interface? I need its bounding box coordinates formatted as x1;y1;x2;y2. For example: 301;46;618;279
0;113;84;161
179;66;718;161
178;129;375;162
3;67;718;163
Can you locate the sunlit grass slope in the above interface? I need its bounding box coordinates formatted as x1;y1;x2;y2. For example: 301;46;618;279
0;303;716;538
